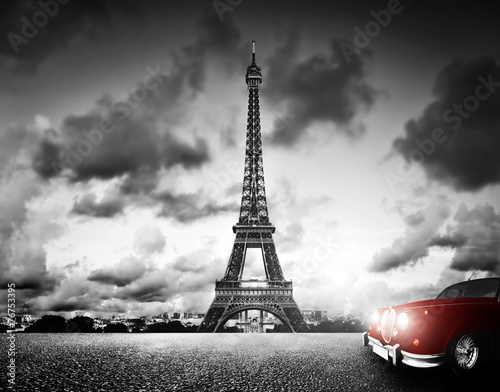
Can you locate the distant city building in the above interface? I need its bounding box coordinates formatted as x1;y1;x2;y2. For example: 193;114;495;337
150;318;164;323
182;318;203;327
94;319;106;330
15;299;32;324
1;316;11;325
300;309;328;323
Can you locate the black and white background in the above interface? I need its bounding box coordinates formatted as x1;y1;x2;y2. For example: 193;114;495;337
1;0;500;390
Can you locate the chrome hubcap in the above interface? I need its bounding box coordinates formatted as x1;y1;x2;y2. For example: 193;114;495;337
455;336;479;370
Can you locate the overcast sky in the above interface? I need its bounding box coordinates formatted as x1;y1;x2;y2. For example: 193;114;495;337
1;0;500;318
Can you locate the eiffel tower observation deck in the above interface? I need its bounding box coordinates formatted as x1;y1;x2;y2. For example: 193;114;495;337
199;42;309;333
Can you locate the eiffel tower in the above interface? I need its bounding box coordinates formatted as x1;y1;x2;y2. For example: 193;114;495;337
199;42;309;333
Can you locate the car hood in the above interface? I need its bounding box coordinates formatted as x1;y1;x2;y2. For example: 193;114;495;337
379;297;497;312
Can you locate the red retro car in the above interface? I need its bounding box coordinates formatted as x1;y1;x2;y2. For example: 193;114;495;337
363;277;500;374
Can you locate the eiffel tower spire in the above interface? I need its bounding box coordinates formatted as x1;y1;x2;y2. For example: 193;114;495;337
239;40;269;225
199;41;308;333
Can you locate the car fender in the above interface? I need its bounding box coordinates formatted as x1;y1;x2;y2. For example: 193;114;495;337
445;319;491;357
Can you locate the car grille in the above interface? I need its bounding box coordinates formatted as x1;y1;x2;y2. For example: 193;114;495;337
381;308;396;343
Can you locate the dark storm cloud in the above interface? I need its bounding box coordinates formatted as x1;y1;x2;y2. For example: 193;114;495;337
192;8;243;63
372;201;500;275
3;271;59;292
115;279;169;302
429;204;500;274
428;234;466;249
162;133;210;170
50;299;91;313
262;30;378;146
119;169;159;195
31;136;60;178
88;256;147;287
393;55;500;191
0;0;135;73
37;252;221;312
0;8;243;311
34;273;114;313
370;200;450;272
32;97;211;182
71;192;124;218
29;9;246;184
155;190;238;223
43;289;129;314
112;265;175;303
139;7;245;113
92;253;221;304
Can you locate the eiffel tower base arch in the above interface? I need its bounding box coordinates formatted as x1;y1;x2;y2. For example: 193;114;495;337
199;283;309;333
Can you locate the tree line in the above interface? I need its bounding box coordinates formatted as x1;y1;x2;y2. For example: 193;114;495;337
1;314;369;333
271;316;369;333
16;315;200;333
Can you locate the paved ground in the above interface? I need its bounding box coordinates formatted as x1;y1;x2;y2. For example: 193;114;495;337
0;333;498;391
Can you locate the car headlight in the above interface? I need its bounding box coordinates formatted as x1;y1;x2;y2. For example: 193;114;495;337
372;311;380;324
397;313;408;331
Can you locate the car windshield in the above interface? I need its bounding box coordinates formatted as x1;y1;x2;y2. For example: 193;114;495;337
436;279;500;299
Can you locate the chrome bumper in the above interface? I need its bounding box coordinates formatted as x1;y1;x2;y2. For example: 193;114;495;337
362;332;445;368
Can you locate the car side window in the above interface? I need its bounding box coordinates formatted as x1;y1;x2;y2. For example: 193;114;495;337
437;280;500;299
446;288;461;298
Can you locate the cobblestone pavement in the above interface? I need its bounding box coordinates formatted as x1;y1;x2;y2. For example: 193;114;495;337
0;333;498;391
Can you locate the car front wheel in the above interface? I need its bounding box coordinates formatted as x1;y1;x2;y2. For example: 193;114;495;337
449;334;480;376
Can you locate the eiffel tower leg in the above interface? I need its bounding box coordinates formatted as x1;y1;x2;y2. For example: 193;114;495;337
197;299;225;332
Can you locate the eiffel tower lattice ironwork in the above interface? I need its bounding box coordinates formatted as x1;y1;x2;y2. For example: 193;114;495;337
199;41;309;333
